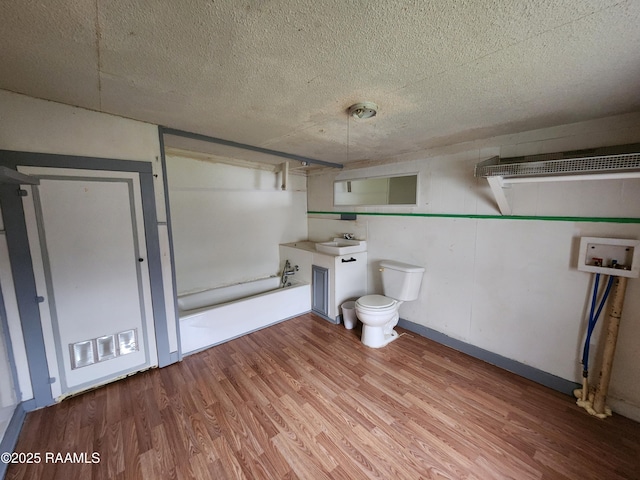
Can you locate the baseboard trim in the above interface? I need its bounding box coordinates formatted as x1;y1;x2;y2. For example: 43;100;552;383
0;403;27;479
398;319;580;396
314;311;340;325
20;399;36;413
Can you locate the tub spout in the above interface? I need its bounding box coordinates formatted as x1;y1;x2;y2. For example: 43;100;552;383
283;262;299;277
281;260;298;287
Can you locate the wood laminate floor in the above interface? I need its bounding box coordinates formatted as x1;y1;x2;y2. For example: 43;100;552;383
6;313;640;479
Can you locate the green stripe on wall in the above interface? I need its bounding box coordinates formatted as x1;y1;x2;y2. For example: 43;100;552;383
307;211;640;224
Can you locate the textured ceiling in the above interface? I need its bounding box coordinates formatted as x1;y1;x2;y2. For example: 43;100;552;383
1;0;639;168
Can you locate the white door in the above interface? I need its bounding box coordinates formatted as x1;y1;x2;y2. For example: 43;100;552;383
19;167;157;399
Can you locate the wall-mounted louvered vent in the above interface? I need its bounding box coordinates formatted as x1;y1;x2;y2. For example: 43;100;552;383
474;144;640;215
475;152;640;178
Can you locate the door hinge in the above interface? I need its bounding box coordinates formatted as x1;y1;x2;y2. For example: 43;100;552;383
48;377;56;384
36;296;45;303
18;189;28;197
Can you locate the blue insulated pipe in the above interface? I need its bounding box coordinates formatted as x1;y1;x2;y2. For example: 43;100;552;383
582;273;600;373
581;274;615;375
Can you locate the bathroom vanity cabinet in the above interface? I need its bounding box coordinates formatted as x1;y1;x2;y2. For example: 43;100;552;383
280;242;367;323
311;265;329;317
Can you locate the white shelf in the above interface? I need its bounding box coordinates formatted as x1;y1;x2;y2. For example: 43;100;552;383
474;145;640;215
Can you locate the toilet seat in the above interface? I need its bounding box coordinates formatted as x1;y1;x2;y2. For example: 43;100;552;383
356;294;396;310
355;294;400;348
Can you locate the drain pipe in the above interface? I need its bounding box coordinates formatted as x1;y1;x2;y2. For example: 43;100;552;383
281;161;289;191
575;274;630;418
592;276;628;417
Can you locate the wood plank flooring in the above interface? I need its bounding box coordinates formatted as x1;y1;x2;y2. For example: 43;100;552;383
6;313;640;479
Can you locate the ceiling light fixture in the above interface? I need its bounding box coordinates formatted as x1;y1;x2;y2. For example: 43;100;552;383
345;101;379;164
348;102;378;119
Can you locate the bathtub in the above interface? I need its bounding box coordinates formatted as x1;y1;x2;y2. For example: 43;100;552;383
178;277;311;354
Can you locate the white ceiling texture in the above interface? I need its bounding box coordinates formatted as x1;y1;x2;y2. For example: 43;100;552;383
1;1;639;169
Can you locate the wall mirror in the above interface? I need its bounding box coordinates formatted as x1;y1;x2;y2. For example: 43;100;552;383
334;174;418;206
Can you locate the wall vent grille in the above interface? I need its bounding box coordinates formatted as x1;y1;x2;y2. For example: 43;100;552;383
475;144;640;178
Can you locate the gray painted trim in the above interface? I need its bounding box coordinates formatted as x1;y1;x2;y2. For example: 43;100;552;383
0;166;39;185
0;403;27;478
161;126;344;169
315;312;340;325
0;150;153;174
398;319;580;395
139;172;172;368
0;150;172;405
158;128;182;362
311;265;330;318
20;399;36;412
0;185;53;408
313;311;340;325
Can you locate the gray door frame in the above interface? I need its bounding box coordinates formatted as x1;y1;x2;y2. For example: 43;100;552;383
0;150;173;409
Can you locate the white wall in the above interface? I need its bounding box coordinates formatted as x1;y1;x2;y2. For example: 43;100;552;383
0;90;179;402
308;112;640;421
167;154;308;294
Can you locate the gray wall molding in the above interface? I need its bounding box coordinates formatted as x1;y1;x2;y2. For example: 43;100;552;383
160;126;343;169
398;318;580;395
0;184;53;408
0;150;153;174
158;127;183;361
139;171;172;367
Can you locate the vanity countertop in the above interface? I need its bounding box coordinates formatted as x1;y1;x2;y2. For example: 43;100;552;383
280;241;317;253
281;240;367;257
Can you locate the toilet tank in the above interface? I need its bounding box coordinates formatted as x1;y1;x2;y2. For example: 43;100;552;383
380;260;425;301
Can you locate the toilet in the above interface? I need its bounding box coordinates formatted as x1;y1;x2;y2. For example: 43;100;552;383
355;260;425;348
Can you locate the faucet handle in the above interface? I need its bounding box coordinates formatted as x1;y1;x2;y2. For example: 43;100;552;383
343;233;354;240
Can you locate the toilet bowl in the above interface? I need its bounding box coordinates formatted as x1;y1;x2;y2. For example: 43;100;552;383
355;295;401;348
355;260;425;348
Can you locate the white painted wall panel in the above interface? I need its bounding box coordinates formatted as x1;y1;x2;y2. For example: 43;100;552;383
0;90;174;400
167;154;308;294
470;220;587;380
0;90;158;162
307;112;640;420
158;225;178;354
0;235;32;401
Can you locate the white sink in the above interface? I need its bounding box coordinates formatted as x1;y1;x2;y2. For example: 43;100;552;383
315;238;367;255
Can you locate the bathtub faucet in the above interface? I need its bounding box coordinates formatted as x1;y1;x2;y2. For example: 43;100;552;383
281;260;299;287
284;266;299;275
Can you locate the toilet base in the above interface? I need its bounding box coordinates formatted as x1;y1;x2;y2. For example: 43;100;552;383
361;326;399;348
